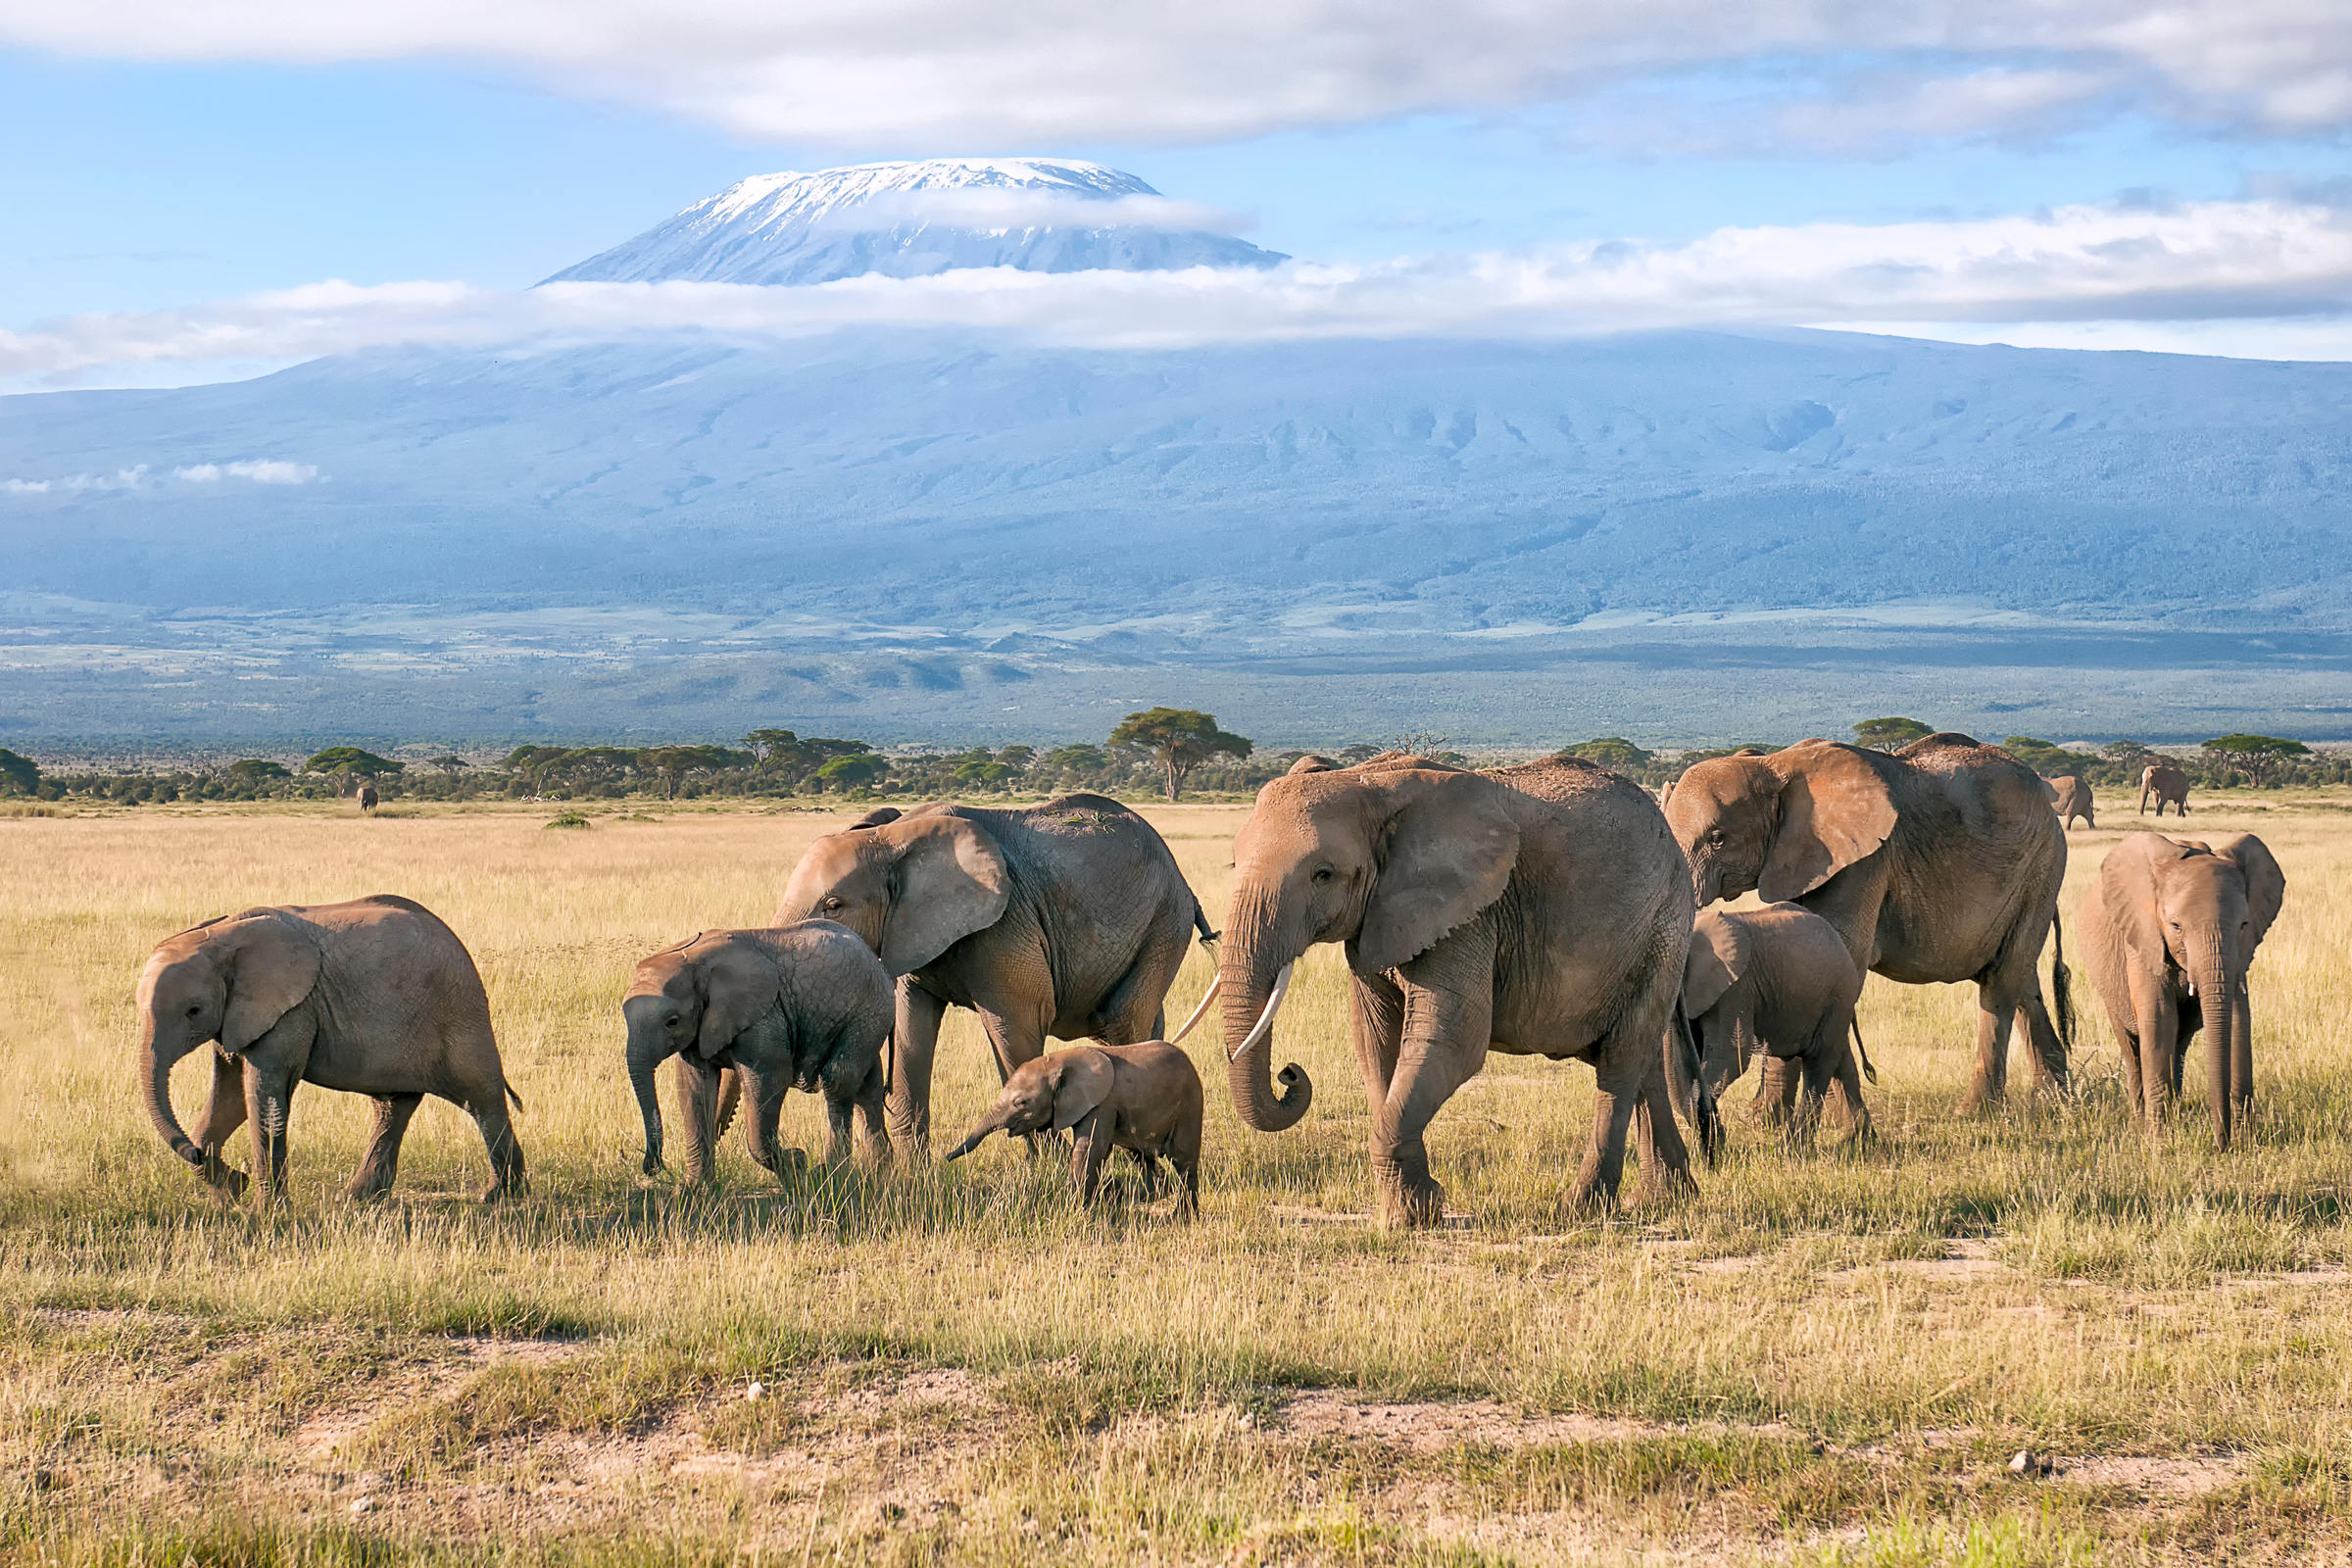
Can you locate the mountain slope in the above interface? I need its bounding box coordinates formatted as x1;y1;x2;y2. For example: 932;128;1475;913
544;158;1286;285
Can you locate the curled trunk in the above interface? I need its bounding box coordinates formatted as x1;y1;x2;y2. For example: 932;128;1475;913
141;1033;204;1168
1219;930;1311;1133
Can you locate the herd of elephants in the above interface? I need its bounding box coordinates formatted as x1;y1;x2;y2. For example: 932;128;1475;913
134;738;2281;1228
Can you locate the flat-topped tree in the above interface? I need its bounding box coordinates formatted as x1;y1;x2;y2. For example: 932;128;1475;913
2201;734;2311;786
1108;707;1252;802
0;748;37;796
1560;737;1652;769
226;759;290;783
1851;717;1933;752
642;745;753;800
305;747;403;778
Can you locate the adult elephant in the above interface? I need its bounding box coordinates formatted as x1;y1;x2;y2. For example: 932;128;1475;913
2140;762;2190;817
1664;734;2071;1111
776;795;1212;1152
2048;775;2095;830
1218;753;1706;1227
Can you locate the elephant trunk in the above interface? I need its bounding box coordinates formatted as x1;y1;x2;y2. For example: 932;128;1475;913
626;1029;671;1177
1217;893;1312;1133
140;1026;205;1169
941;1104;1013;1161
2192;944;2234;1150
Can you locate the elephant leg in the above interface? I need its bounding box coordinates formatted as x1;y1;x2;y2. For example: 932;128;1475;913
742;1070;799;1179
1754;1051;1802;1127
346;1092;422;1200
852;1056;892;1165
195;1050;250;1197
1068;1112;1112;1206
2168;1002;2191;1100
466;1093;526;1201
671;1055;724;1186
2230;990;2255;1122
1965;981;2020;1112
2114;1019;2146;1116
1122;1144;1163;1199
2135;1000;2177;1132
1375;975;1492;1230
241;1061;298;1206
1350;971;1405;1114
1787;1049;1833;1150
2016;994;2068;1094
821;1085;856;1165
976;997;1054;1156
887;981;948;1154
1828;1034;1875;1146
1631;1053;1697;1205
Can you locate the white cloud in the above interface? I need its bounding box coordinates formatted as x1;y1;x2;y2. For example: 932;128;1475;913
4;198;2351;386
1;2;2349;147
173;460;321;483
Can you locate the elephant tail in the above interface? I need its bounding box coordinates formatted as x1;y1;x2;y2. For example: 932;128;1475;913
2049;909;2077;1055
505;1082;524;1111
1193;902;1219;948
1675;1001;1722;1165
1850;1019;1878;1086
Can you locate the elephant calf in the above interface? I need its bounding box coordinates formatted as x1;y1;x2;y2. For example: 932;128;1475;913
2078;831;2284;1149
1680;905;1875;1145
137;896;524;1204
944;1042;1203;1217
623;921;893;1184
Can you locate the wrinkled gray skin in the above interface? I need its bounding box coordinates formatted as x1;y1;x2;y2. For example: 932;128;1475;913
2048;776;2095;830
2139;763;2190;817
776;795;1210;1153
2077;832;2284;1150
622;921;893;1184
1678;905;1872;1146
136;895;523;1204
1665;734;2071;1114
944;1041;1204;1217
1220;753;1705;1227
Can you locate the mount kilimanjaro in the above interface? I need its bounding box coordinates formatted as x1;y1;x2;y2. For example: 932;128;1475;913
3;158;2349;745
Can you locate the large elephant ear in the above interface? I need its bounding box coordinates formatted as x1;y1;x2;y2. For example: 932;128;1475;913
2222;834;2286;948
1355;772;1521;975
220;915;321;1054
696;938;781;1059
879;815;1012;974
1049;1049;1117;1132
1683;912;1747;1019
2101;832;2177;972
1758;749;1897;904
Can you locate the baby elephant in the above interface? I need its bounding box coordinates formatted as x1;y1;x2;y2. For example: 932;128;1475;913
137;895;524;1204
2078;831;2284;1149
623;921;892;1185
1680;904;1875;1144
943;1042;1203;1216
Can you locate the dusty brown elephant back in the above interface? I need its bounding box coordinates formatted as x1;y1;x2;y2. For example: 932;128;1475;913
2140;762;2190;815
2048;775;2094;828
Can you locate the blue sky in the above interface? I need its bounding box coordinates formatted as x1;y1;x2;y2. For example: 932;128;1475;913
4;3;2352;383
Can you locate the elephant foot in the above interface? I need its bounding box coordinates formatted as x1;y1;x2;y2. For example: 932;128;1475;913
1374;1171;1445;1231
200;1148;248;1200
342;1174;395;1202
1631;1164;1698;1208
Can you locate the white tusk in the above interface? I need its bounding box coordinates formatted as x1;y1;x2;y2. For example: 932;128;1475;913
1229;963;1294;1063
1166;974;1223;1046
2186;980;2198;998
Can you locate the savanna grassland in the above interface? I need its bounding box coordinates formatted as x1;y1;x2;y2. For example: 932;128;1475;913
5;793;2352;1567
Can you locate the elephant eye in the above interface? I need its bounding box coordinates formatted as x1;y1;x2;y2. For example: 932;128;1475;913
823;897;843;910
665;1012;682;1027
1706;828;1725;845
185;1004;201;1017
1311;865;1334;883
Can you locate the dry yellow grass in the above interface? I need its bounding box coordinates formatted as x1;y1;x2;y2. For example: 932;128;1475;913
4;792;2352;1566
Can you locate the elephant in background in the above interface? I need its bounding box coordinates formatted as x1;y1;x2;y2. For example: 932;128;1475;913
2048;776;2095;829
623;921;892;1183
2139;762;2190;816
776;795;1212;1153
1679;904;1873;1144
944;1041;1204;1217
136;895;524;1203
1665;734;2071;1112
356;783;379;814
2077;832;2284;1149
1216;752;1709;1227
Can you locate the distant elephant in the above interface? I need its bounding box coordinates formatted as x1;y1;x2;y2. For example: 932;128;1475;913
2048;775;2095;829
1679;904;1873;1144
623;921;892;1183
1217;753;1709;1226
356;783;379;814
2139;763;2189;816
2077;831;2284;1149
776;795;1212;1153
136;895;524;1203
1665;734;2071;1112
944;1041;1204;1216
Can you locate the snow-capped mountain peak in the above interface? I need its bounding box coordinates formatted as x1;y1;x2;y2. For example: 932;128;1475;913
543;158;1286;286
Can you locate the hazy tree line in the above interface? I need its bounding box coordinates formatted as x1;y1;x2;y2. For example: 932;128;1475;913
1;716;2339;808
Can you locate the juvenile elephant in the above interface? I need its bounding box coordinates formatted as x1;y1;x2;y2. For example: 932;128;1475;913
1666;735;2071;1112
776;795;1211;1153
2077;832;2284;1149
1218;753;1708;1226
943;1041;1203;1216
2048;775;2095;830
136;895;524;1203
1680;904;1874;1144
623;921;892;1183
2139;762;2190;817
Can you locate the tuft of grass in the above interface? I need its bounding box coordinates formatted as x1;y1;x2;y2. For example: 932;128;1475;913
544;810;592;830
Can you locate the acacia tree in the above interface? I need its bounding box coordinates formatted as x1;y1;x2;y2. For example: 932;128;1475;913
1851;717;1933;752
1108;708;1252;802
0;747;37;796
1560;737;1652;768
642;744;753;800
2201;734;2311;787
305;746;403;778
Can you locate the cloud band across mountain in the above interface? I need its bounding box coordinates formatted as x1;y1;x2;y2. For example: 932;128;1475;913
7;198;2352;384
